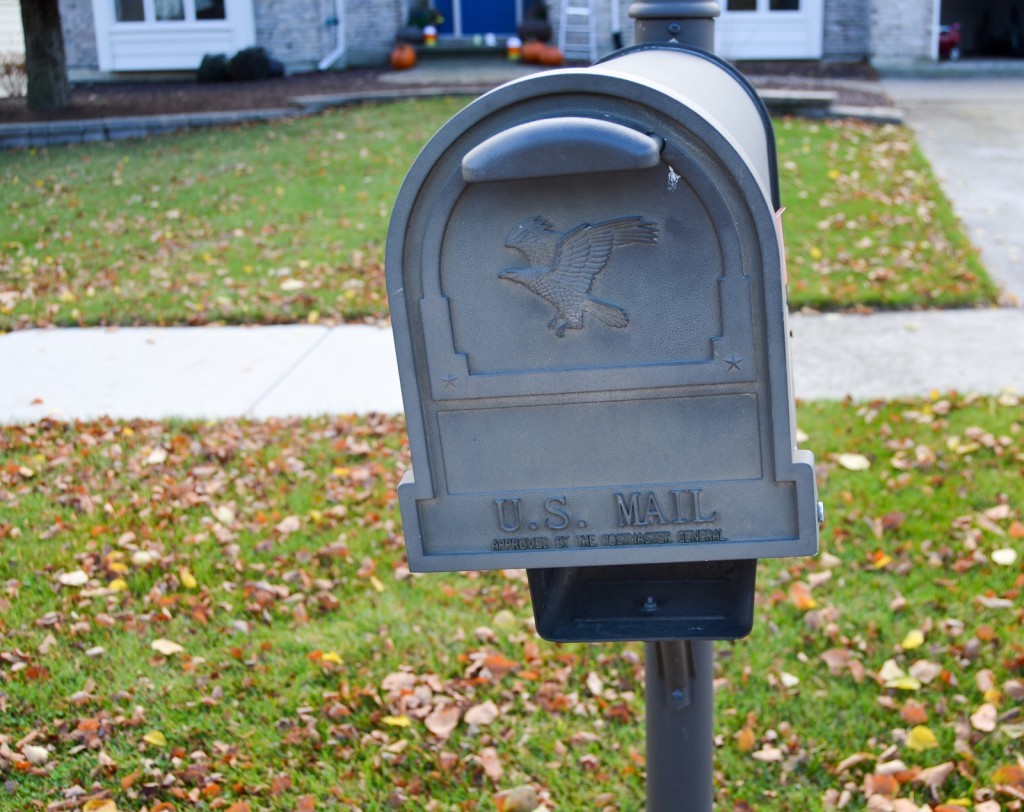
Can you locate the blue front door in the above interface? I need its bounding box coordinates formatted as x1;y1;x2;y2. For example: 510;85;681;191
432;0;518;36
434;0;455;35
462;0;517;34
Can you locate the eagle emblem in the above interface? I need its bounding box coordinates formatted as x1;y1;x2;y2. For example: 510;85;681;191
500;215;659;337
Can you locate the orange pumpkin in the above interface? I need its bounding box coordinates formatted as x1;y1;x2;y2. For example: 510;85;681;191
390;43;417;70
521;39;544;64
539;45;564;66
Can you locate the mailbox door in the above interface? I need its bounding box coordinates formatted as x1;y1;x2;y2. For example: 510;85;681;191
387;67;817;573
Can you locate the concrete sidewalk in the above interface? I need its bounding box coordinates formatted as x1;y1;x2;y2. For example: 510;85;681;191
1;72;1022;423
882;75;1024;305
1;308;1021;422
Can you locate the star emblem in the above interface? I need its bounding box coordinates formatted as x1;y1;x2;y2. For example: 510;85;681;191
725;353;743;372
441;374;458;390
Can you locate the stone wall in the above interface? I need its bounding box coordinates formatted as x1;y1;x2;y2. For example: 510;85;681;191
253;0;336;73
59;0;98;71
343;0;406;66
823;0;869;61
870;0;936;63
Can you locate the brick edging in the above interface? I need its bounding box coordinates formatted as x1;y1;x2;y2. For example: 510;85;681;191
0;85;901;150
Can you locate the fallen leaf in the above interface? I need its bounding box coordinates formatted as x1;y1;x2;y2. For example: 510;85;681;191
914;761;954;791
837;453;871;471
908;660;943;684
425;704;460;739
492;609;517;631
142;730;167;747
821;648;853;675
294;796;316;812
82;801;118;812
789;581;818;610
969;703;998;733
476;746;502;781
151;638;184;656
900;629;925;650
900;700;928;725
276;515;300;535
905;725;938;751
58;570;89;587
992;764;1024;786
493;785;538;812
991;548;1018;566
381;715;411;728
22;745;48;765
464;701;500;726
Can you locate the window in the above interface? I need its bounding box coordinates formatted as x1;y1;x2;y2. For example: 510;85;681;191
115;0;144;21
155;0;184;21
727;0;756;10
115;0;226;23
769;0;800;9
196;0;225;19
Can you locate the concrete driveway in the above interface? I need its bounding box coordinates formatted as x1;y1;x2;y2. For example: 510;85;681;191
882;75;1024;305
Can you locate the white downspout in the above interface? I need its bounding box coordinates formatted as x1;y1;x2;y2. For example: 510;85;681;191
929;0;940;61
318;0;347;71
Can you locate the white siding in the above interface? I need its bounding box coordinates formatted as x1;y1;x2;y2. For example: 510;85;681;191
716;0;824;60
90;0;256;71
0;0;25;54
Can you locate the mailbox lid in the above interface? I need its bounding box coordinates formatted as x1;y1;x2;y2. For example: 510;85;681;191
387;58;817;573
592;43;780;211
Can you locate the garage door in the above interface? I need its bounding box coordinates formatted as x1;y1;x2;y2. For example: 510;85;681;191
717;0;824;60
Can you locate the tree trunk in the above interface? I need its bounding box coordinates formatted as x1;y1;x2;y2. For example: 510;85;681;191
21;0;70;111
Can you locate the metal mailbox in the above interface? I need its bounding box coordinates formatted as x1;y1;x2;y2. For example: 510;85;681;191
387;42;819;641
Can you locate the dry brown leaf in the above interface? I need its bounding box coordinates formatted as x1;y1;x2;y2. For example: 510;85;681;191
913;761;953;790
970;703;998;733
276;515;300;535
908;660;943;684
789;581;818;611
821;648;852;675
464;701;500;727
899;700;928;725
425;704;460;739
477;746;503;781
493;785;538;812
151;638;184;656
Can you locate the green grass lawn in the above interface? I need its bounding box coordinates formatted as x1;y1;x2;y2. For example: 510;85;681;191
2;393;1022;810
0;100;997;332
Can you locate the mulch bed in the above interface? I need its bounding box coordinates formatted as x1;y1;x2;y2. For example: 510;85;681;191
0;60;891;124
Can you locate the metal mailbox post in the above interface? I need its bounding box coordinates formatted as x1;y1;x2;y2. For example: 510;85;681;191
386;2;820;808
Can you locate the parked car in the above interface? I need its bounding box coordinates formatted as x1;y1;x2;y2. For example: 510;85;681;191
939;22;962;61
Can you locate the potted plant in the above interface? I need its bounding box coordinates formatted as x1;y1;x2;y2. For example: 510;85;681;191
397;0;445;43
517;1;552;43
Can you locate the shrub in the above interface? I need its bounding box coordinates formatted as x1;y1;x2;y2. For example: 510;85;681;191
227;46;272;81
197;53;229;83
0;52;27;98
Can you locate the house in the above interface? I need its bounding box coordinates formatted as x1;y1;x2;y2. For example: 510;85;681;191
0;0;24;56
50;0;1021;80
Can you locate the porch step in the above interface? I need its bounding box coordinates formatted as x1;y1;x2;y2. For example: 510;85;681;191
756;88;836;115
414;40;508;59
